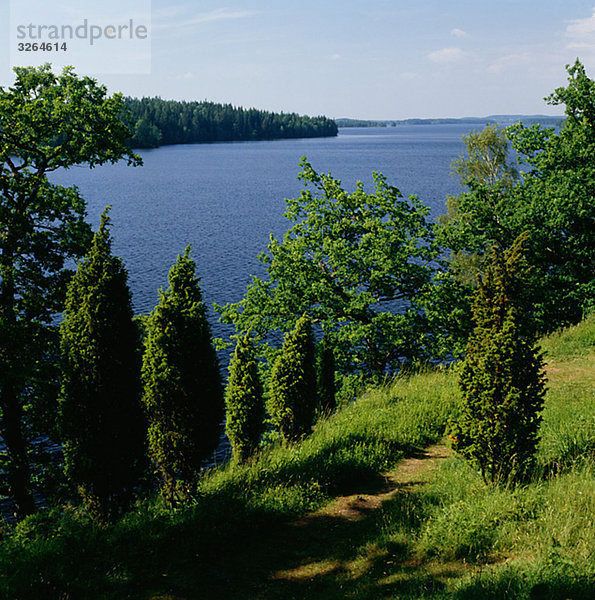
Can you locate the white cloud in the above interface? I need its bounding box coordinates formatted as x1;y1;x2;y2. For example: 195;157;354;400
450;28;468;38
175;72;194;80
566;7;595;49
487;53;530;74
483;9;595;78
400;71;421;81
328;53;342;60
428;47;464;63
153;8;256;31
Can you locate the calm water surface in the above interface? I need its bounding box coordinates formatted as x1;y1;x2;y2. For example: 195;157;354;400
52;124;486;470
51;125;481;335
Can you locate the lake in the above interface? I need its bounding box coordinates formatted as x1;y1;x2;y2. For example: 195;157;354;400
50;124;480;342
40;124;482;472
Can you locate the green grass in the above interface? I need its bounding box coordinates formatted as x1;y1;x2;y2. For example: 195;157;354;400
0;317;591;599
199;367;457;514
537;315;595;475
372;314;595;599
539;314;595;361
0;369;457;599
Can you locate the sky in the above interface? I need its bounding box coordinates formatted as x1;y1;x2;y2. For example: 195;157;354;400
2;0;595;119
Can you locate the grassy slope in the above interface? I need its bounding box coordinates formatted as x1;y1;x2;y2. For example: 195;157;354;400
0;317;592;599
370;316;595;599
0;369;457;598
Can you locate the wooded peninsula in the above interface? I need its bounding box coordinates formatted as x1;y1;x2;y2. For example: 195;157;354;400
125;96;338;148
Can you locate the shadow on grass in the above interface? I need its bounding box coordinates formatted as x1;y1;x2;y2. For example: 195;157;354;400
3;451;592;600
0;432;412;599
141;486;445;600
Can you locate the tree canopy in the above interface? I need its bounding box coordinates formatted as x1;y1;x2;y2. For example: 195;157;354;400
506;59;595;326
0;64;140;519
435;60;594;342
217;158;437;378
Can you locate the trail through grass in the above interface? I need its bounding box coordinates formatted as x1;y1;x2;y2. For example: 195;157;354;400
0;316;592;599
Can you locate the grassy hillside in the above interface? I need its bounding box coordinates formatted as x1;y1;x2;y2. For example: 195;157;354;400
0;369;457;597
0;317;592;599
348;316;595;599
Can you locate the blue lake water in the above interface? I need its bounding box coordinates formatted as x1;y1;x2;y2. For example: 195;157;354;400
0;123;508;512
50;124;481;343
0;124;491;499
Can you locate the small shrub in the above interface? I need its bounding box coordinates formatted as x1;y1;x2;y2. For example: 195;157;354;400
268;314;317;443
225;333;266;462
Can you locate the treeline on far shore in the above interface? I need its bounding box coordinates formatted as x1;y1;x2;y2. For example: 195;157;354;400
125;96;338;148
336;115;566;127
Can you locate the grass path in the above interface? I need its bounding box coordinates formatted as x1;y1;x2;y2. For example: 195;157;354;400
288;441;451;531
153;441;454;600
269;442;452;583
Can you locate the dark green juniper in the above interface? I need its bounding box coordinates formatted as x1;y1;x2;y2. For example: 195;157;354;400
316;336;336;416
450;232;547;483
60;210;146;518
225;332;266;462
269;314;318;443
142;247;223;503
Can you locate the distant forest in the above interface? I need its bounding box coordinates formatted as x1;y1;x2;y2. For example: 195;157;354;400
336;115;565;128
125;97;338;148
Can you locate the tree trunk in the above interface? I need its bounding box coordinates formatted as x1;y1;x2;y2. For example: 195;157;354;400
0;383;35;519
0;245;36;520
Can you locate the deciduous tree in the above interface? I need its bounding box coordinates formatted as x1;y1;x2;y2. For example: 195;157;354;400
427;125;520;358
507;59;595;326
217;158;437;378
0;64;139;519
435;61;595;347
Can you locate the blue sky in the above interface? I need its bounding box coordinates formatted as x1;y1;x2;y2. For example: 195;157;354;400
3;0;595;118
